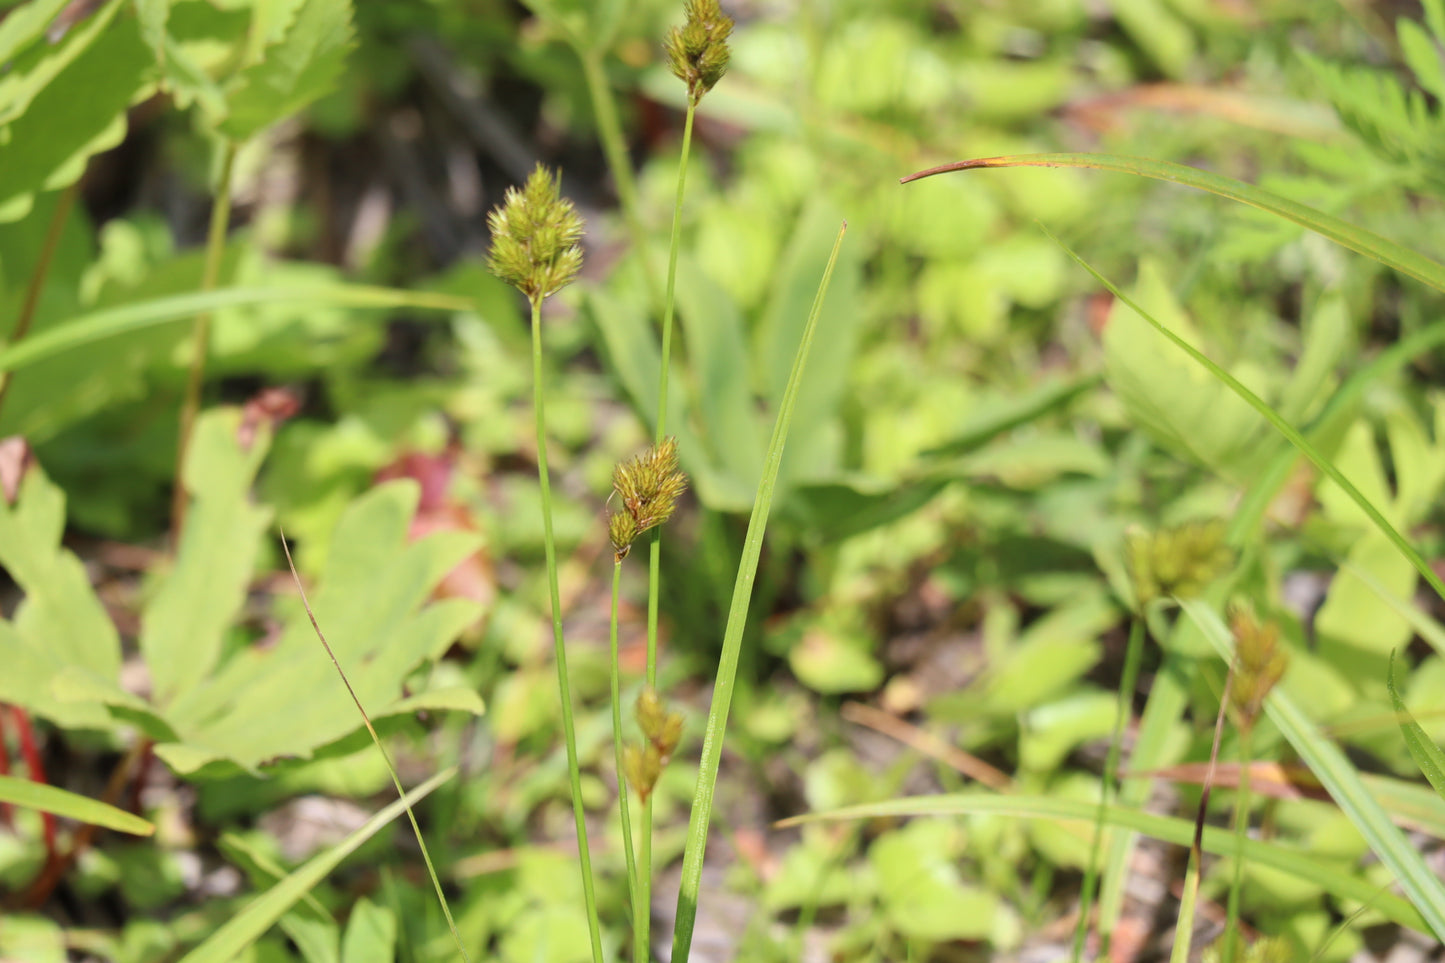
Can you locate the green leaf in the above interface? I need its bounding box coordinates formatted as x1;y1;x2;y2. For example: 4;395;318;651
0;466;121;728
1399;17;1445;102
219;0;355;141
140;409;272;707
779;789;1429;934
1388;653;1445;800
0;774;153;835
0;0;71;64
1180;598;1445;940
1103;259;1273;479
177;767;455;963
340;899;396;963
0;2;155;221
870;821;998;941
902;153;1445;293
0;284;473;375
152;480;482;775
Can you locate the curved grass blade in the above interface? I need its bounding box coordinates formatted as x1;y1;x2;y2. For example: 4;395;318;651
0;774;153;836
177;766;457;963
1180;598;1445;939
1387;652;1445;799
0;285;473;374
671;222;849;963
776;790;1428;933
902;153;1445;293
1040;229;1445;609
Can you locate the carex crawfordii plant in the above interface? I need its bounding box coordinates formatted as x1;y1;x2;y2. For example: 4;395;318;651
486;163;605;963
1074;519;1235;963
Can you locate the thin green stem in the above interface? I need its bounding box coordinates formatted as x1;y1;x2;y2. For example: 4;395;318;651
172;139;238;547
610;561;642;961
1076;615;1146;962
672;222;848;963
278;532;470;963
532;297;604;963
1224;725;1254;963
0;181;79;420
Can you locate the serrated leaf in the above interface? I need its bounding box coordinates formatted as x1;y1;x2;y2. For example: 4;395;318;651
219;0;354;141
1103;259;1274;479
141;408;272;707
1399;18;1445;102
0;4;155;221
0;774;154;836
153;480;482;774
0;466;121;728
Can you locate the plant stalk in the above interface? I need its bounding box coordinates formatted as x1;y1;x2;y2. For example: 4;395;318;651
0;182;80;420
610;561;642;961
532;297;605;963
172;139;238;547
1224;725;1254;963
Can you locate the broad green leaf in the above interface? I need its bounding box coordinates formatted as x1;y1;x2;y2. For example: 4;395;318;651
674;255;764;495
1278;292;1351;424
0;284;472;375
178;767;454;963
0;774;153;835
923;374;1101;457
0;915;65;963
1388;653;1445;800
870;821;998;941
903;153;1445;293
1103;259;1272;479
1316;535;1416;657
219;0;354;141
1180;598;1445;939
0;3;155;221
1109;0;1194;77
1399;18;1445;102
780;789;1428;934
141;408;272;707
339;899;396;963
152;480;482;774
0;466;120;728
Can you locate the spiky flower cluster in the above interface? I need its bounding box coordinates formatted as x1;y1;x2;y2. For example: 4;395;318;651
608;438;688;561
1227;603;1288;732
1124;519;1233;608
623;686;684;803
664;0;733;105
485;164;584;304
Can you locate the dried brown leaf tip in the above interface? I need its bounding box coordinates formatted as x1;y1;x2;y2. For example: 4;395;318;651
1228;603;1288;733
664;0;733;105
624;686;685;802
608;438;688;561
1124;519;1232;609
485;164;584;304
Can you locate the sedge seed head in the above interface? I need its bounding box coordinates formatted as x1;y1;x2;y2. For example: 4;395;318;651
664;0;733;104
485;164;584;303
1125;519;1232;609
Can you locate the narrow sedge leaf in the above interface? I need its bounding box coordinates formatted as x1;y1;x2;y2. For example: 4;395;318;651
1180;598;1445;940
0;285;472;374
177;767;455;963
1387;652;1445;800
777;791;1428;934
902;153;1445;293
671;222;848;963
0;774;153;836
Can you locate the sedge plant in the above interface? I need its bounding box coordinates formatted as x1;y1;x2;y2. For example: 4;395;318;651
486;163;605;963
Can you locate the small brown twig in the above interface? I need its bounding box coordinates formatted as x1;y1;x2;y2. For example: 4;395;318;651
841;700;1013;791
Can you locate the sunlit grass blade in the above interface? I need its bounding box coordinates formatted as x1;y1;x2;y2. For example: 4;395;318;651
177;766;456;963
1179;598;1445;939
777;790;1427;932
902;153;1445;293
671;221;848;963
0;285;473;374
1387;652;1445;799
0;774;153;836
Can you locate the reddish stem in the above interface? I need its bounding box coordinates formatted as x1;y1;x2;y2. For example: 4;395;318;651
11;707;56;854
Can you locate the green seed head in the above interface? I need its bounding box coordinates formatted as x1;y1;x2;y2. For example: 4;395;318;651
485;164;584;303
1228;602;1288;731
1125;519;1232;609
664;0;733;104
609;438;688;556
